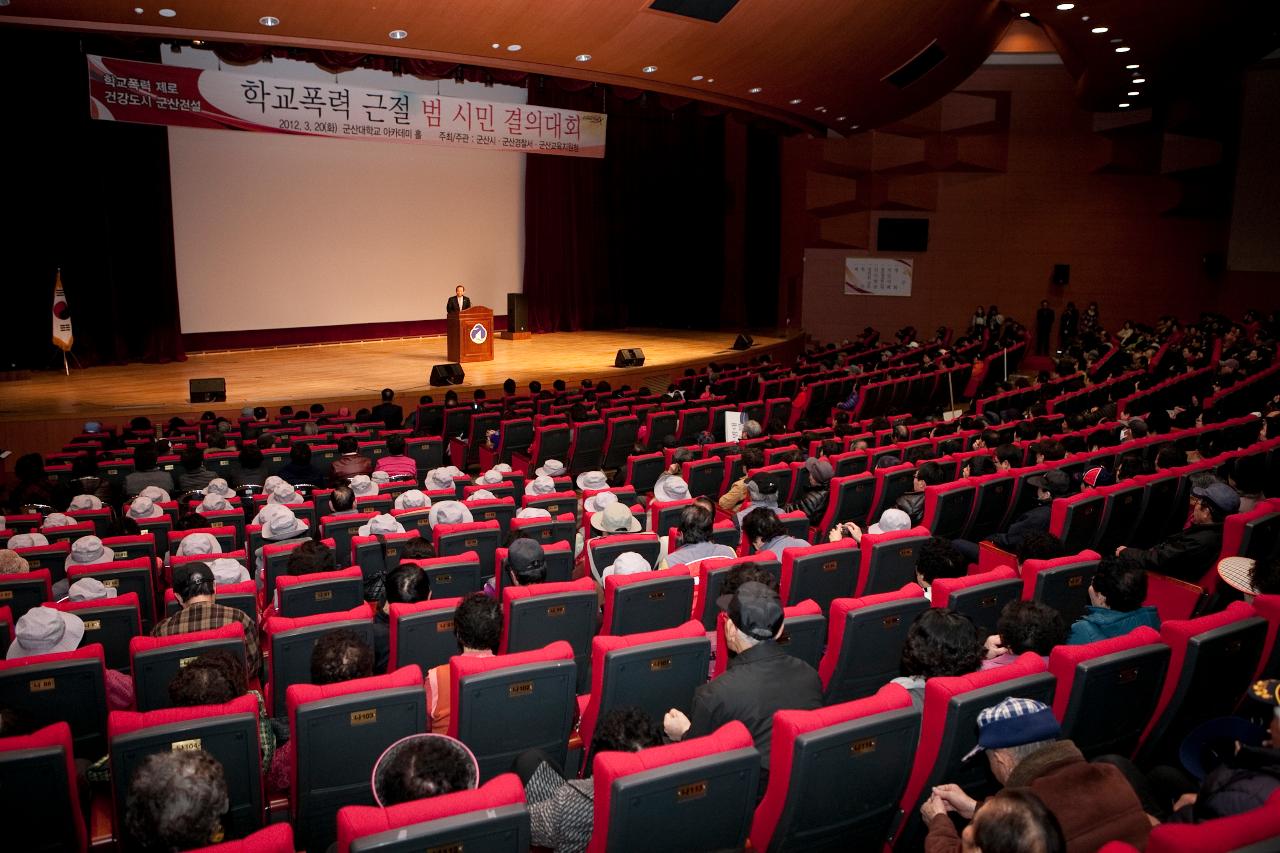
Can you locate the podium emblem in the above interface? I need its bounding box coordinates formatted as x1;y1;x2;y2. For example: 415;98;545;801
469;323;488;344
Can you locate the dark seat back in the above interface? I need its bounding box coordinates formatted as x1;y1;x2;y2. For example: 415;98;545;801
0;722;86;852
781;541;859;613
568;421;606;474
962;474;1014;540
387;597;462;673
923;482;976;540
858;530;929;597
1024;551;1100;624
435;522;502;580
819;587;929;704
277;568;366;618
0;569;53;621
623;453;665;496
131;625;248;712
337;775;530;853
403;553;483;600
266;608;374;717
54;594;141;672
602;568;695;636
931;567;1024;637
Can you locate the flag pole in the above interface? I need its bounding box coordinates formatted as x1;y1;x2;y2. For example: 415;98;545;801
63;350;69;376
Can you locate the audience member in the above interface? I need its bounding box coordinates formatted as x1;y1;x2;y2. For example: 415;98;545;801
375;434;416;478
429;593;501;734
895;461;943;526
125;750;229;850
743;506;810;559
665;504;736;570
152;563;260;676
1066;557;1159;644
955;470;1070;561
1116;482;1238;582
891;608;983;708
175;448;217;493
982;601;1068;668
371;563;432;673
125;446;175;496
924;788;1066;853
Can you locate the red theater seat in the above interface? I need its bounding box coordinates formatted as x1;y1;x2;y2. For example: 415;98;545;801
931;565;1022;637
188;823;295;853
601;565;695;636
0;722;87;852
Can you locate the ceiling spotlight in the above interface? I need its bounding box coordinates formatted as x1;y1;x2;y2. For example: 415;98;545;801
1056;3;1074;9
1118;102;1130;108
816;106;827;112
1115;46;1130;52
748;86;762;93
506;44;522;51
491;43;500;49
850;124;860;130
258;15;279;26
837;115;846;121
691;75;704;81
134;6;144;13
191;39;204;45
789;98;802;105
1132;77;1146;83
159;7;177;16
1091;27;1109;33
642;65;657;73
575;54;591;62
1126;63;1140;69
1110;38;1122;43
1019;11;1030;17
706;78;714;83
389;29;408;40
1128;91;1139;96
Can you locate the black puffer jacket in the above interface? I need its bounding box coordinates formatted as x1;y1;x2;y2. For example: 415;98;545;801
1117;523;1224;583
785;487;830;528
1179;745;1280;822
895;491;925;527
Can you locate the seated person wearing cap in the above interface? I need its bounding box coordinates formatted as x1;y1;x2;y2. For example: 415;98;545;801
783;458;834;528
125;749;230;850
7;605;134;710
827;506;914;547
484;538;546;598
665;505;736;571
1066;557;1159;645
663;581;823;791
152;562;261;678
922;696;1150;852
372;564;432;674
428;593;501;735
743;506;810;559
268;627;375;791
516;706;664;853
1115;481;1239;583
953;470;1071;563
895;461;944;527
733;475;782;528
718;447;766;518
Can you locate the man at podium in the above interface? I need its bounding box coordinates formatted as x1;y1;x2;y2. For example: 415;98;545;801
446;284;471;314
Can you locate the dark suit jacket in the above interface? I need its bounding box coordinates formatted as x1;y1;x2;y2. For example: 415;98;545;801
370;402;404;430
446;295;471;314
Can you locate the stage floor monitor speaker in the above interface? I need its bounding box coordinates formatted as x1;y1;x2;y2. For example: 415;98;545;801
430;363;465;386
189;377;226;404
615;348;645;368
732;333;754;351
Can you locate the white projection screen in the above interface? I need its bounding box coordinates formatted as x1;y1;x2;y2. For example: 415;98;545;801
162;50;526;334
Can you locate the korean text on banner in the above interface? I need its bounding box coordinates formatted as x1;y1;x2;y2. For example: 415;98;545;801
844;258;913;297
86;54;607;159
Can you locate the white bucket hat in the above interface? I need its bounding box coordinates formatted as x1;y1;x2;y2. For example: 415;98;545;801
70;536;114;565
493;463;513;474
126;496;165;520
394;490;431;511
199;493;231;512
370;470;391;484
138;485;171;504
583;490;619;515
602;551;651;578
465;489;497;503
261;476;284;495
535;459;567;478
358;513;406;537
7;607;85;659
653;476;690;503
268;482;304;505
425;467;462;490
9;532;50;550
259;504;309;541
204;478;233;497
176;532;222;557
525;475;557;496
66;577;118;601
68;494;102;511
209;558;251;585
591;502;641;534
515;507;552;520
349;475;379;497
475;469;504;486
42;513;76;529
428;500;474;528
576;471;609;492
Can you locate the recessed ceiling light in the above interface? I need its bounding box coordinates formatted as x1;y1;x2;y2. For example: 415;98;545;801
706;78;714;83
816;106;827;112
389;29;408;40
837;115;846;120
691;75;704;81
1056;3;1074;9
1091;27;1109;33
1132;77;1146;84
1118;102;1130;108
1126;63;1140;69
258;15;279;26
748;86;762;93
575;54;591;62
1127;91;1139;96
1110;38;1122;43
1081;15;1090;21
641;65;657;73
159;7;176;17
789;98;802;105
506;44;522;51
134;6;144;13
850;124;860;130
1019;11;1030;17
1115;46;1130;53
191;39;204;46
491;43;500;49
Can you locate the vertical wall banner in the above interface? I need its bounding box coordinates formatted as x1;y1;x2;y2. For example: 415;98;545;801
52;269;73;351
86;54;607;158
843;258;914;296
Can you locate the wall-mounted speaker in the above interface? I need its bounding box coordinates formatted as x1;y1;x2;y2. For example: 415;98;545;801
732;333;754;351
615;348;645;368
189;377;226;404
430;363;465;386
1052;264;1070;286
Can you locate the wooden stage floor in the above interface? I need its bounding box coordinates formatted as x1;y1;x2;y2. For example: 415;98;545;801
0;329;798;455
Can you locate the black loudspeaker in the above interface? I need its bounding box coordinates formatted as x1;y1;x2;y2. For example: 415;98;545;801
732;333;754;351
1052;264;1070;286
430;363;465;386
507;293;528;332
614;348;646;368
189;378;226;404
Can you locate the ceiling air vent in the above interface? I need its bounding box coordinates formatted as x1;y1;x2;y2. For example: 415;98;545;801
884;41;947;89
649;0;741;24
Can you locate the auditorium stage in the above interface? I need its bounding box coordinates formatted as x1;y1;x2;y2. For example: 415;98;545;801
0;329;801;456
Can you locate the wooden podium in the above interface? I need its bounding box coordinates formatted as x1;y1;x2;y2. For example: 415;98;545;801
447;306;495;363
